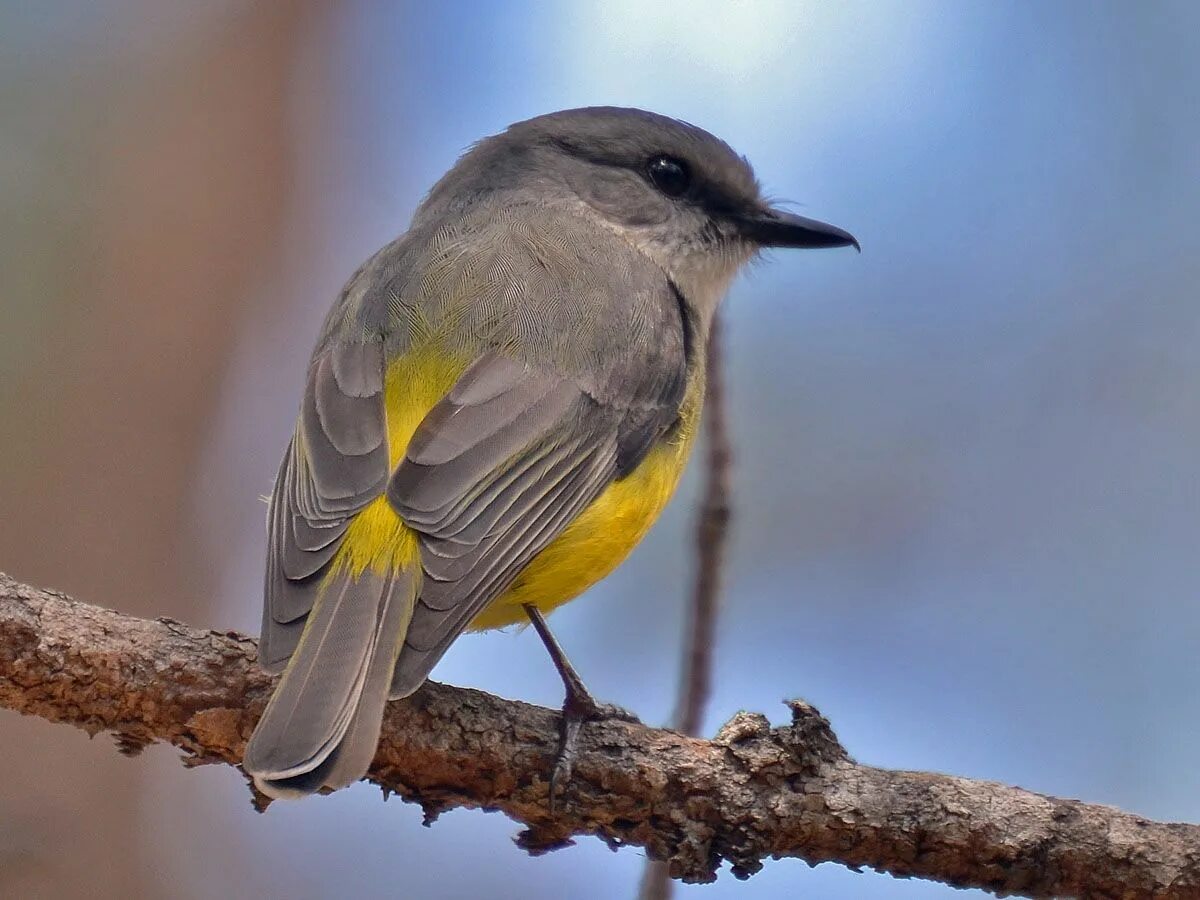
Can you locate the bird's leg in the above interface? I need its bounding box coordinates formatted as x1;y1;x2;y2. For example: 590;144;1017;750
522;603;638;812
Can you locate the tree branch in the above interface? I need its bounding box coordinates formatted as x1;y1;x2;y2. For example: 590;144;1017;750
1;571;1197;898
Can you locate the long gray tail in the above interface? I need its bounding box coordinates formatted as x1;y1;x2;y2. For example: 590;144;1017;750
244;567;418;799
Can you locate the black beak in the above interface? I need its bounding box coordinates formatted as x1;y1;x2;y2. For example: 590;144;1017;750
738;208;859;252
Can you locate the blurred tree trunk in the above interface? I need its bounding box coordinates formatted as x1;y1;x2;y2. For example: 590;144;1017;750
0;4;322;896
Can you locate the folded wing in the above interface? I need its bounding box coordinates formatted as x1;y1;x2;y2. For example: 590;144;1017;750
386;353;635;698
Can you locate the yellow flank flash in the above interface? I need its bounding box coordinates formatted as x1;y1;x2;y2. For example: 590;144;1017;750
329;345;468;579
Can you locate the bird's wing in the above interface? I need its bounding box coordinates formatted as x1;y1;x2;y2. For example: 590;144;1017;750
386;352;676;697
259;337;391;670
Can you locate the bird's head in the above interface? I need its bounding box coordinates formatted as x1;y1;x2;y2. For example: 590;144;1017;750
418;106;857;322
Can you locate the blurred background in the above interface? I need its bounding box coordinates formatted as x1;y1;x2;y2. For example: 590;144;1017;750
2;2;1198;898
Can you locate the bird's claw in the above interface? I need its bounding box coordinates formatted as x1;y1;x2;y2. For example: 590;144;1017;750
547;696;640;814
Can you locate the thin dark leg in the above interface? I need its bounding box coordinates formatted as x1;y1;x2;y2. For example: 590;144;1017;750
523;603;637;812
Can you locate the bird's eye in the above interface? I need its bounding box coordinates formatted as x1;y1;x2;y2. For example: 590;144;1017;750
646;155;690;197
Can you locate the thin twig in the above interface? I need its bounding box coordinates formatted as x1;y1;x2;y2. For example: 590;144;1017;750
640;315;733;900
678;313;732;736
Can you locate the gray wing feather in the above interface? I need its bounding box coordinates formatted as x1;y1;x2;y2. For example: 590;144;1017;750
300;355;387;504
412;440;615;618
418;433;589;551
280;443;348;580
314;353;385;456
443;440;617;610
330;337;385;397
259;338;388;668
392;375;578;514
260;454;310;668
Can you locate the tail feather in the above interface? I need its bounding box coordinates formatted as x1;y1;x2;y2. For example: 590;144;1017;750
304;568;416;792
244;567;418;798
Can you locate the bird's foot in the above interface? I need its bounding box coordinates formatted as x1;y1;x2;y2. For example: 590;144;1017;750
521;602;640;813
548;687;640;814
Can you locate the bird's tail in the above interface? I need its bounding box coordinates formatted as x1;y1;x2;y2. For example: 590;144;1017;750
243;566;418;799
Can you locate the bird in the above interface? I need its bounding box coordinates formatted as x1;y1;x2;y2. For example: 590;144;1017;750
242;106;857;800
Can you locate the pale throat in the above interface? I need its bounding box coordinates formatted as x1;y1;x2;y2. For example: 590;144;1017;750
569;200;750;331
619;232;750;331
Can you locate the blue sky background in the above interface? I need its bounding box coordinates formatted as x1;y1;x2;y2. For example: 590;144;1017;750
3;3;1199;898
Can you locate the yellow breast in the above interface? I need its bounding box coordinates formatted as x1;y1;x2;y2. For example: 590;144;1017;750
333;348;702;631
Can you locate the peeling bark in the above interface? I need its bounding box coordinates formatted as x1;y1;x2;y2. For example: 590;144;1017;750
1;572;1197;898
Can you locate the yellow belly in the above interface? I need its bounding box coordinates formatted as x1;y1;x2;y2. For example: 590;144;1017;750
332;349;701;630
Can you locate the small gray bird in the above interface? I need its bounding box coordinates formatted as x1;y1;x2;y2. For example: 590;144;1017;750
244;107;856;800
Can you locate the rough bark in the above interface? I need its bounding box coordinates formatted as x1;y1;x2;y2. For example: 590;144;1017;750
1;571;1197;899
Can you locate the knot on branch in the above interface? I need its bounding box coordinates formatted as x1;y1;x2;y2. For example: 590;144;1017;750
780;698;848;767
714;700;847;773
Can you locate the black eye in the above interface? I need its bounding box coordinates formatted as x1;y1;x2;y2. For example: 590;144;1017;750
646;155;690;197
